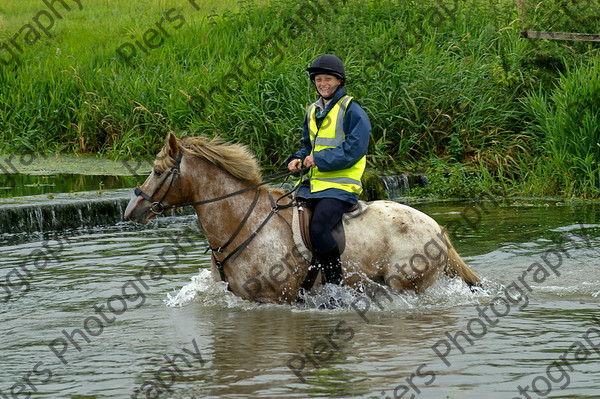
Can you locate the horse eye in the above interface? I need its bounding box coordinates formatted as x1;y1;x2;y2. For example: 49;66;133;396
154;170;163;177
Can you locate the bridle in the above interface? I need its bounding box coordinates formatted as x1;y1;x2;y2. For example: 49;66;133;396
133;152;184;215
133;150;307;287
134;151;302;214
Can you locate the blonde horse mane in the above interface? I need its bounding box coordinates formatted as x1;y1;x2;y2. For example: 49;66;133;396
155;135;263;185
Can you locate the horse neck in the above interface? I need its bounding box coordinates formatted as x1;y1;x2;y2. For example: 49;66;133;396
185;157;268;247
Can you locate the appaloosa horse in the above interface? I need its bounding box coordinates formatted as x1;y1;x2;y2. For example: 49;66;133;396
125;133;481;303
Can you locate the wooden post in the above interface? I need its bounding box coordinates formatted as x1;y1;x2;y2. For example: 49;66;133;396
521;30;600;42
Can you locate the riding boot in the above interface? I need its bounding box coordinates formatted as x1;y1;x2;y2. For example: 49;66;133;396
316;245;343;285
297;246;343;303
300;259;321;291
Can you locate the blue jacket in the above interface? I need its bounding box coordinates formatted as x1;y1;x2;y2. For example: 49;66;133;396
286;87;372;204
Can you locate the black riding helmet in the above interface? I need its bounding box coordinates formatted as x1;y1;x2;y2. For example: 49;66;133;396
306;54;346;83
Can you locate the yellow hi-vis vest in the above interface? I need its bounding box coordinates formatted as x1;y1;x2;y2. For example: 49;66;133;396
307;95;366;195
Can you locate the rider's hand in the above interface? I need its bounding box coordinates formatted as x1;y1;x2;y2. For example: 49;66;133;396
287;158;302;171
303;155;315;168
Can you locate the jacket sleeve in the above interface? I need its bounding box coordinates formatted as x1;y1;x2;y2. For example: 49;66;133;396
313;101;371;172
284;114;313;166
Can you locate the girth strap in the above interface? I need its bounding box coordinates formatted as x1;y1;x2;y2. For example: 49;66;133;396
206;189;260;287
208;192;295;289
206;190;261;255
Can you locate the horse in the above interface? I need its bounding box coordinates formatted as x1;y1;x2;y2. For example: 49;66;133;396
124;132;481;304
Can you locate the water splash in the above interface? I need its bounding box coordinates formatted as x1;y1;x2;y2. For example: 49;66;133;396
165;269;493;313
164;269;261;310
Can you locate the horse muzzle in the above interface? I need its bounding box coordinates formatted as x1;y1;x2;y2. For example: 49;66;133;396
124;192;151;224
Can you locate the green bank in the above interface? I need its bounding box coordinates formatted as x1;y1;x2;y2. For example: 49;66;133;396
1;0;599;198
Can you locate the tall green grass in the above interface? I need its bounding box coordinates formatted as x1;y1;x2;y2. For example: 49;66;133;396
1;0;599;198
523;59;600;198
0;0;249;153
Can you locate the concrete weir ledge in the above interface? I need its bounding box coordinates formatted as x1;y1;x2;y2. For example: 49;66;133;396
0;172;428;236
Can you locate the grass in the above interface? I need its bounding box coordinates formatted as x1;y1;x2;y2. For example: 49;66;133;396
1;0;600;198
522;58;600;198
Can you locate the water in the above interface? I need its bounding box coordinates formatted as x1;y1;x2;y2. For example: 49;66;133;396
0;174;143;198
380;174;429;198
1;197;599;398
0;189;193;240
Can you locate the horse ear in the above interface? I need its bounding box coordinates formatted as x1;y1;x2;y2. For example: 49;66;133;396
166;132;179;158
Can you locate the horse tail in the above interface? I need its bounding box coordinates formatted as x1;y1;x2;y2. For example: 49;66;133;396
440;226;482;288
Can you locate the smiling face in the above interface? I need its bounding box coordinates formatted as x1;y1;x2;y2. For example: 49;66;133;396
313;74;343;99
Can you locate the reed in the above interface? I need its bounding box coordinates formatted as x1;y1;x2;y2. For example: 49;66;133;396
1;0;599;198
523;58;600;198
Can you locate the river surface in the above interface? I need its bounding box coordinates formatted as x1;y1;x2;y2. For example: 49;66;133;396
1;196;599;398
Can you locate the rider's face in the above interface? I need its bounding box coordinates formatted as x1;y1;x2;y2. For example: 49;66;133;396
314;74;342;99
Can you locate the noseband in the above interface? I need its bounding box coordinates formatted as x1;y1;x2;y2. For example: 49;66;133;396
134;152;184;215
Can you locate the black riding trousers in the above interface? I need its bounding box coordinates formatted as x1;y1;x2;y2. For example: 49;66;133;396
306;198;353;253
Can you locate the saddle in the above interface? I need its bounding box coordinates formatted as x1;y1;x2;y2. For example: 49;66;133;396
293;200;368;261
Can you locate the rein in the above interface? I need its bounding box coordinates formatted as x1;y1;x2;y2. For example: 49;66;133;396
134;152;308;287
134;155;300;214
